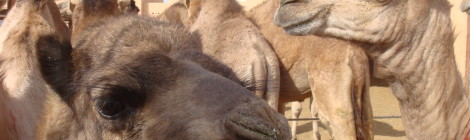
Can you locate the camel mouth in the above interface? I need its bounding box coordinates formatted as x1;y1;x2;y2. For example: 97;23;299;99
226;119;279;140
275;8;328;35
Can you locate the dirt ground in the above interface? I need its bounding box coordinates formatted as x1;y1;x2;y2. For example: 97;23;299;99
284;86;407;140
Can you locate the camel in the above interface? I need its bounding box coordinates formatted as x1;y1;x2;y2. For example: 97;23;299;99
275;0;470;139
1;0;291;139
0;0;70;139
175;0;281;111
247;1;373;139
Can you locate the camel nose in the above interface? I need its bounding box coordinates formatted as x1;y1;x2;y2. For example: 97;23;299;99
224;98;291;140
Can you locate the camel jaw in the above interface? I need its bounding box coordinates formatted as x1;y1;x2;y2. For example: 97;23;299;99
274;7;328;35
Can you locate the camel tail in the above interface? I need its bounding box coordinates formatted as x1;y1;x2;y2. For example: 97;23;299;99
349;45;374;140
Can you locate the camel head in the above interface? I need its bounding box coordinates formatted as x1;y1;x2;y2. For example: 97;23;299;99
274;0;450;44
33;0;290;139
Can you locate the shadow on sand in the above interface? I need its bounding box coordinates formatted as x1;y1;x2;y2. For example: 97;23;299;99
292;120;405;138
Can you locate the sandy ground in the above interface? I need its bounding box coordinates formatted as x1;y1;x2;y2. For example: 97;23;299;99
284;86;407;140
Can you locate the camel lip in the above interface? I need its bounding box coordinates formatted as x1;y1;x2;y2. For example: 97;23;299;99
226;119;278;140
276;8;328;35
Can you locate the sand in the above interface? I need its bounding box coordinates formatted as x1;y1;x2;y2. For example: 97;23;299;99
284;86;407;140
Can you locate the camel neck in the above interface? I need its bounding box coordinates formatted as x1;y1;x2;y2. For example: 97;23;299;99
369;4;470;139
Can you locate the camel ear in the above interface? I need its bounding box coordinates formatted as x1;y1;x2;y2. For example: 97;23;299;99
71;0;120;45
37;35;74;102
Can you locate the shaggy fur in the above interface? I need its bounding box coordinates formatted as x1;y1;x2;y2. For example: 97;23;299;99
0;0;291;139
176;0;281;111
247;1;373;139
275;0;470;139
0;0;70;139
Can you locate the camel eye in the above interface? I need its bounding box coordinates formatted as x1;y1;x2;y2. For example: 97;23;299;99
97;98;127;119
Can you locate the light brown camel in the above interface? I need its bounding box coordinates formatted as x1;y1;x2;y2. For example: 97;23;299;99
247;1;373;139
177;0;281;110
0;0;70;139
0;0;290;139
275;0;470;139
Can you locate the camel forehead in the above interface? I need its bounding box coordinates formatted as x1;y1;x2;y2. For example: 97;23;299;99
71;16;195;96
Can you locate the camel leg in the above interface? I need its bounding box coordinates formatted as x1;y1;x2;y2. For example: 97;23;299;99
290;101;302;140
305;51;357;140
349;47;374;140
310;98;321;140
307;68;356;140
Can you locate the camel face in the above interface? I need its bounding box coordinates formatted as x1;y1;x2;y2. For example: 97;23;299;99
36;2;290;138
274;0;412;43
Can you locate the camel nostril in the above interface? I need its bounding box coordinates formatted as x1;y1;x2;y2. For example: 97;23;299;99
224;103;291;140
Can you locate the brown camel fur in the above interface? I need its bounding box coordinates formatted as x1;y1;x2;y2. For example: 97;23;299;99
247;1;373;139
0;0;291;139
178;0;281;110
0;0;70;139
275;0;470;139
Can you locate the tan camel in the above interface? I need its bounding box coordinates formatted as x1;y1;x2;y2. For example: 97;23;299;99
275;0;470;139
0;0;289;139
0;0;70;139
247;1;373;139
177;0;281;110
